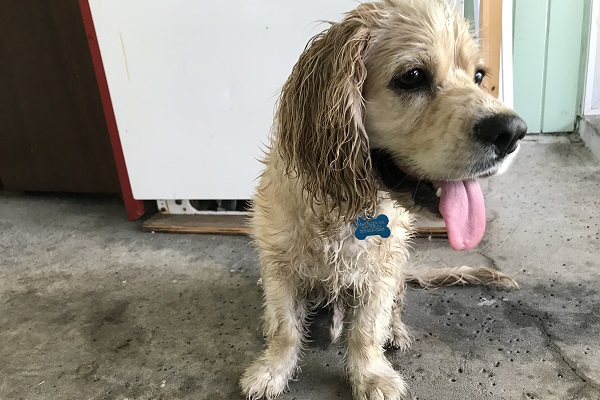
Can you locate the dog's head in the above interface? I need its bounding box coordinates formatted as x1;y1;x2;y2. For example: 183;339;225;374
276;0;527;249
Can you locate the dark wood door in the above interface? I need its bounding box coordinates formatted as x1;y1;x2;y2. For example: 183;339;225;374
0;1;120;193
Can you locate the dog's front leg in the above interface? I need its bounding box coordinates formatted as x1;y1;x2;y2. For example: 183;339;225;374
346;277;407;400
388;288;412;351
240;274;307;400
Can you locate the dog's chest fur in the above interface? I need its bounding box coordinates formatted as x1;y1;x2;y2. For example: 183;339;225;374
251;151;413;302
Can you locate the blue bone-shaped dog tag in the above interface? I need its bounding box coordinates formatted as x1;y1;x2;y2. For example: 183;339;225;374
354;214;391;240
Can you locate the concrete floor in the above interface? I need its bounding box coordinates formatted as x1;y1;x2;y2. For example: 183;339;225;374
1;135;599;400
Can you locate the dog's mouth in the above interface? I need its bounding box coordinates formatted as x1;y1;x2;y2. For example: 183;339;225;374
371;149;487;251
371;149;439;211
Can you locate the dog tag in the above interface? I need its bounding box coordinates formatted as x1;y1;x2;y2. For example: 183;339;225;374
354;214;391;240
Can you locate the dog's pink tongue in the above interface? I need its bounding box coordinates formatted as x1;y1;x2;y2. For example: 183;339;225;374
436;179;485;251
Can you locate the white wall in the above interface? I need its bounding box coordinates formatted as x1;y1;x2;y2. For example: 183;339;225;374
592;21;600;109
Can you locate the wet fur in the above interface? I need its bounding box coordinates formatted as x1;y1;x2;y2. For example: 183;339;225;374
240;1;518;399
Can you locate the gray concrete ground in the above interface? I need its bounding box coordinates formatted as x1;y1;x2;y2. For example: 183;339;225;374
1;135;600;400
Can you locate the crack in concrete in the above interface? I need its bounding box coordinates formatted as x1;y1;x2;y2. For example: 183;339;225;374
476;249;600;393
479;252;498;270
484;289;600;394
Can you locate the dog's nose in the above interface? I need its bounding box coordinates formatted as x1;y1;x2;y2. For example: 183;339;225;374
474;114;528;156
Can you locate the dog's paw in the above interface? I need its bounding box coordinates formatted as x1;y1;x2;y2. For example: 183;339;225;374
351;367;407;400
387;334;412;352
240;359;290;400
387;322;412;351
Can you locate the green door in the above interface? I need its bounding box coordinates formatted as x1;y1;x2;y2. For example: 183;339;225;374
513;0;591;133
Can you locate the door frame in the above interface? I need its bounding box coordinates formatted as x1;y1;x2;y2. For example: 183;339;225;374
466;0;514;107
584;0;600;116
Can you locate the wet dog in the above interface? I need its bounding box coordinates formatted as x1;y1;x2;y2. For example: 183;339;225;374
241;1;526;398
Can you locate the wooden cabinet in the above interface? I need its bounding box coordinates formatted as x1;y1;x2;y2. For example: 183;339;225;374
0;1;120;193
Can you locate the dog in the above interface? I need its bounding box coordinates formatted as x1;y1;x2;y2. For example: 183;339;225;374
240;0;527;399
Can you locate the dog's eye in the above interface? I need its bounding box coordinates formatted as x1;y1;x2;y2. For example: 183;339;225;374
391;69;427;90
474;70;485;85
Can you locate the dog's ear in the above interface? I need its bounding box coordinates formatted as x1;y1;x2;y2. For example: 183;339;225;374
277;6;380;222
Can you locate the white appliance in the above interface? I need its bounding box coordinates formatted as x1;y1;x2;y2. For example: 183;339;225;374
88;1;471;212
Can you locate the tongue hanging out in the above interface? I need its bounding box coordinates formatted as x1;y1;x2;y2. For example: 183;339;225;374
370;150;487;250
435;179;486;251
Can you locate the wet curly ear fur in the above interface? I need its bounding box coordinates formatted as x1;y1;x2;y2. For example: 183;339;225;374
276;6;381;222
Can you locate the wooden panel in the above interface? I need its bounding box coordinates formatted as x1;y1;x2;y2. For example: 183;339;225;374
142;213;448;238
513;0;550;133
479;0;503;98
542;0;588;132
0;1;120;193
142;214;252;235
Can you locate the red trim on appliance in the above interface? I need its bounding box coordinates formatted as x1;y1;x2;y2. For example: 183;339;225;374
79;0;145;221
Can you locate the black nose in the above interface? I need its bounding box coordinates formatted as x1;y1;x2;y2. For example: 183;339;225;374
474;114;528;156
